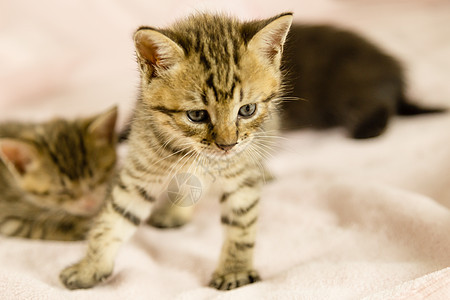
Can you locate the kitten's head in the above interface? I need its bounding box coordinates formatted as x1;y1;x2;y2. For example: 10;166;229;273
133;13;292;160
0;107;118;216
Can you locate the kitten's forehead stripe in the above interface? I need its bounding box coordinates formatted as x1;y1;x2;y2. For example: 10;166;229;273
78;131;93;178
199;53;211;70
201;94;209;106
31;120;99;183
206;74;218;102
44;122;87;180
163;14;250;103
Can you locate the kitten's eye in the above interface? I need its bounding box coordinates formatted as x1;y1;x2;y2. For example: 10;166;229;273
187;110;209;123
58;189;75;198
238;103;256;118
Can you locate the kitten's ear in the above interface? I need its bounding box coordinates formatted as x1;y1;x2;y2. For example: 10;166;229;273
87;106;118;145
0;139;39;177
247;13;293;66
134;27;185;78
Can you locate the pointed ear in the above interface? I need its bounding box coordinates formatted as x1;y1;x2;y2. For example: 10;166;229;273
247;13;293;66
134;27;185;78
0;139;39;177
87;106;118;145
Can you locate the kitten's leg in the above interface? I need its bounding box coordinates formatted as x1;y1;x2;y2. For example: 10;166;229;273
209;174;262;290
148;172;200;228
147;197;195;229
38;217;91;241
59;174;155;289
0;214;89;241
346;103;390;139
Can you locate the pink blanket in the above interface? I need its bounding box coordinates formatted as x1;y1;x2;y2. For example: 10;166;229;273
1;1;450;299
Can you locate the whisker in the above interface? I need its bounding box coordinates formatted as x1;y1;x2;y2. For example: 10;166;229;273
149;141;197;167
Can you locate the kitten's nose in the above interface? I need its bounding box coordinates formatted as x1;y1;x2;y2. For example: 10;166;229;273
216;143;237;152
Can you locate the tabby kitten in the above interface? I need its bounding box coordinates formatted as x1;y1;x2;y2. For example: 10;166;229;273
282;24;444;139
0;107;117;241
59;12;292;290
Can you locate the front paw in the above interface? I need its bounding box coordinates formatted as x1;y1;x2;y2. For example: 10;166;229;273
147;212;188;229
209;270;261;290
59;259;113;290
147;206;192;229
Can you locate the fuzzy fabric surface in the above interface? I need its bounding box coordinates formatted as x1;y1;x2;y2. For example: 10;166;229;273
1;1;450;299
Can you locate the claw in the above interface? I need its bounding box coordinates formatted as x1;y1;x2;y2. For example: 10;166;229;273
209;270;261;290
59;261;113;290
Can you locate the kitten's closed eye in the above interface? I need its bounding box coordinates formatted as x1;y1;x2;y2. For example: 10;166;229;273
57;189;76;198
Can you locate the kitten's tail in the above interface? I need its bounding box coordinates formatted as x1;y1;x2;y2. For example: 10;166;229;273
397;96;446;116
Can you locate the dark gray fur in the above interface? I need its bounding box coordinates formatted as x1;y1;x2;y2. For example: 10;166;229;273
281;24;444;139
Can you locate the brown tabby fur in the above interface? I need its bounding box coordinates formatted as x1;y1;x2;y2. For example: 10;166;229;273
60;12;293;290
0;107;117;241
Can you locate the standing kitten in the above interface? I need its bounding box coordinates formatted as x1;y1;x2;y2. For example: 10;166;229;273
282;24;444;139
0;107;117;241
60;12;292;290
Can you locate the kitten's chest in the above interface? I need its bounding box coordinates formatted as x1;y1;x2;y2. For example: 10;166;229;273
170;158;251;205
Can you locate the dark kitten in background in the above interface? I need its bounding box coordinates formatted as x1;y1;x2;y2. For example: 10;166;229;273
282;24;445;139
0;107;117;241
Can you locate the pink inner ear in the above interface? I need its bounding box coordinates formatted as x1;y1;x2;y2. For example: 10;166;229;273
264;26;290;61
136;36;159;66
0;142;33;175
264;43;280;61
135;32;169;73
135;30;181;74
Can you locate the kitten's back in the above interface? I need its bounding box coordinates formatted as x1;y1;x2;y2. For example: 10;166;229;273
282;24;403;130
281;24;443;138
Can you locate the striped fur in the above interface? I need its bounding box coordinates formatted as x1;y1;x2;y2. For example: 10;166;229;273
60;12;293;290
0;107;117;241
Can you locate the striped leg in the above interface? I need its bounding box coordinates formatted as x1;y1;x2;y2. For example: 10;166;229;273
0;215;90;241
59;172;155;289
209;174;262;290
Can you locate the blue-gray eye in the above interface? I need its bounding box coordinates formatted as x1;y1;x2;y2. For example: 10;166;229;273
187;110;209;123
238;103;256;118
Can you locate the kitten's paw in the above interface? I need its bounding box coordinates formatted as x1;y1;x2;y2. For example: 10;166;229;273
147;213;188;229
147;206;192;229
59;260;113;290
208;270;261;290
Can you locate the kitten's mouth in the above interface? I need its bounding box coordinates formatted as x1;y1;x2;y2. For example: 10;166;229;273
216;150;235;157
199;139;250;160
200;149;235;160
198;147;236;160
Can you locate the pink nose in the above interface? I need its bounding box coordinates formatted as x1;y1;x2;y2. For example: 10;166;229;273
216;143;237;151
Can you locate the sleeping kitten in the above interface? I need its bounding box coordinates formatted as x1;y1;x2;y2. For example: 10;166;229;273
59;12;292;290
0;107;117;241
282;24;444;139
